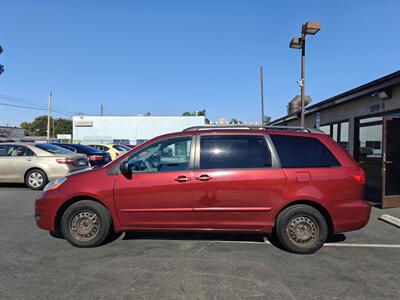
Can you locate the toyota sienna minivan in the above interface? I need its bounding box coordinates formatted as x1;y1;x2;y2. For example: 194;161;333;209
35;126;371;254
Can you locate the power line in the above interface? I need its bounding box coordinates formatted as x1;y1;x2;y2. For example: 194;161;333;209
0;102;72;117
103;107;114;115
0;94;84;116
0;94;77;113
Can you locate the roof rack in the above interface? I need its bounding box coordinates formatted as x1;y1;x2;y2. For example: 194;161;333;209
182;125;324;134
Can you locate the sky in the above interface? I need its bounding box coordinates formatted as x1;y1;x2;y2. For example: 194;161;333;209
0;0;399;127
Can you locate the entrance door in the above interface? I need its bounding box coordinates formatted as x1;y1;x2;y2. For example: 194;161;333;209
382;117;400;208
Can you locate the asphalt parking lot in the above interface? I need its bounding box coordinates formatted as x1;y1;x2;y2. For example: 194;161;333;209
0;186;400;299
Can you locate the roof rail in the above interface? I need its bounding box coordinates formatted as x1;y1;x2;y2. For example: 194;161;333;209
182;125;324;134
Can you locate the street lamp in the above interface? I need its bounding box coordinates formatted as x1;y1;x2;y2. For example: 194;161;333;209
289;21;320;127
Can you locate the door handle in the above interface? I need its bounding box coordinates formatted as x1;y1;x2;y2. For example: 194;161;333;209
385;161;394;164
195;174;212;181
174;176;191;183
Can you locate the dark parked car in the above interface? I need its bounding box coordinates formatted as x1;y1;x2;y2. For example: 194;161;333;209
37;126;370;254
54;143;111;167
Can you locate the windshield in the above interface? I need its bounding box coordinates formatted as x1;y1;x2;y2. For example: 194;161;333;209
113;144;130;151
73;144;100;154
36;143;74;154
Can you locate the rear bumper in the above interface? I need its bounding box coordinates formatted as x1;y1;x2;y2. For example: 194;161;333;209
46;165;88;182
327;198;371;234
35;190;65;231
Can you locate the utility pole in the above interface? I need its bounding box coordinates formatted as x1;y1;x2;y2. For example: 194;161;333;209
52;117;55;139
260;65;265;126
47;92;52;142
0;46;4;76
100;104;103;116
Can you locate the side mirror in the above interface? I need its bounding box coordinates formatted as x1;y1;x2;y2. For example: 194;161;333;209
119;161;132;179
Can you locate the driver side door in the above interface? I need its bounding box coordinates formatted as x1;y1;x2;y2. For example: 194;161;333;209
113;135;196;229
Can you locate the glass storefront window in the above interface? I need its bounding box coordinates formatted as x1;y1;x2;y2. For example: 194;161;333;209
338;122;349;150
319;125;330;135
360;117;383;124
332;124;338;142
358;124;382;158
356;120;383;202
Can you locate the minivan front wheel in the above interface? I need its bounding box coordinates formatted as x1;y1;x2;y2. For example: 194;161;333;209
275;204;328;254
61;200;112;247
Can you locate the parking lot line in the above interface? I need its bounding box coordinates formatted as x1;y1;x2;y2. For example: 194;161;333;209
261;238;400;248
190;239;400;248
321;243;400;248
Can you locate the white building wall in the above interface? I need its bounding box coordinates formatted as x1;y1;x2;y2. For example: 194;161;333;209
72;115;205;144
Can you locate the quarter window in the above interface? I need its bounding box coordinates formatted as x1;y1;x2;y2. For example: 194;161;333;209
270;135;340;168
127;136;192;173
199;135;272;170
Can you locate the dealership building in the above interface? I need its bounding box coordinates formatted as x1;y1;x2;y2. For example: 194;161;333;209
72;115;205;145
270;70;400;208
0;126;25;142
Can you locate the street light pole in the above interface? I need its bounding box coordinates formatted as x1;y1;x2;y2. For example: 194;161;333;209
300;34;306;127
289;21;320;128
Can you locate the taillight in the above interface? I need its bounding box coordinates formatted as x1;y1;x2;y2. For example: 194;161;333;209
56;158;75;165
351;168;366;184
89;155;104;161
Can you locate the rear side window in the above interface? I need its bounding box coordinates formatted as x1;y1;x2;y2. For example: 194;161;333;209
270;135;340;168
36;144;73;154
200;135;272;170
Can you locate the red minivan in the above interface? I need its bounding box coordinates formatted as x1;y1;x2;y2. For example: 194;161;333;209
35;126;371;254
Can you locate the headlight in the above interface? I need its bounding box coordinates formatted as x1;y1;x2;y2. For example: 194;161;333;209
44;177;67;192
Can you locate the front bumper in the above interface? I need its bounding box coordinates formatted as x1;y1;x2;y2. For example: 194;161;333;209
35;189;65;231
327;198;371;234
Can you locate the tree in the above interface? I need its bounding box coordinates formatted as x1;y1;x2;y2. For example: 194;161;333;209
54;118;72;135
20;122;33;135
264;115;271;125
20;115;72;137
182;109;210;124
230;118;242;124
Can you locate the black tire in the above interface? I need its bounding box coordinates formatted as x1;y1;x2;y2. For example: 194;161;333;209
25;169;48;190
275;204;328;254
61;200;113;247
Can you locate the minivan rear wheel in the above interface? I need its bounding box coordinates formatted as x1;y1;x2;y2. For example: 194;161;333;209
61;200;112;247
275;204;328;254
25;169;48;190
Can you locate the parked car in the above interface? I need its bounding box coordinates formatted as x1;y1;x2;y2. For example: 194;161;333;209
35;126;371;254
123;144;136;149
88;144;130;160
0;143;89;190
54;143;111;166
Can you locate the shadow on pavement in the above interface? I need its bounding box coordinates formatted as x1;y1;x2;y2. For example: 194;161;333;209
326;233;347;243
0;183;27;189
123;231;266;243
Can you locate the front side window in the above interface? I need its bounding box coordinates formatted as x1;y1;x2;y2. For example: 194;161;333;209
0;145;7;156
199;135;272;170
127;136;192;173
270;135;340;168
